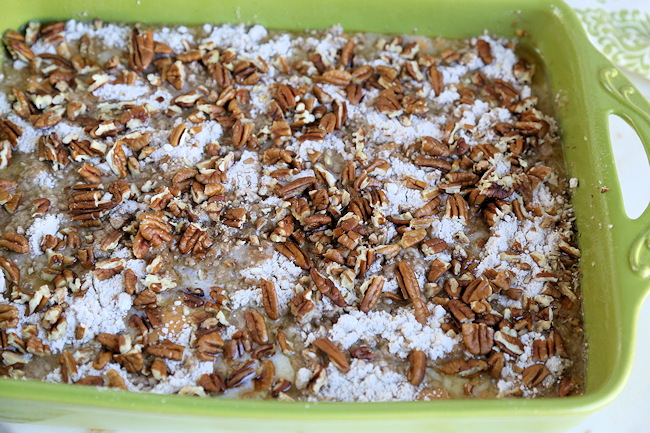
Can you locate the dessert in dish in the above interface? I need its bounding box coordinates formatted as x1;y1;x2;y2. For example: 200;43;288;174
0;20;584;401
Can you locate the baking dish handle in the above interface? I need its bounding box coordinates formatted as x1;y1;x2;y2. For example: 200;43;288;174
597;65;650;299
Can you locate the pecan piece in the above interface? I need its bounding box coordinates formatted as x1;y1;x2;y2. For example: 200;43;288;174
60;350;77;384
448;299;475;323
128;29;154;71
145;340;184;361
275;240;311;270
114;350;144;374
196;331;224;362
494;330;524;355
277;176;317;199
395;261;429;324
289;290;316;323
461;322;494;356
226;360;256;388
0;257;20;284
94;258;126;281
477;39;493;64
558;377;576;397
245;310;269;344
359;276;384;313
521;364;550;388
0;232;29;254
231;120;254;149
310;268;347;307
408;349;426;386
461;277;492;304
399;228;427;249
261;279;280;320
428;65;444;96
254;359;275;391
0;304;19;329
438;359;488;378
316;69;352;86
350;346;374;361
312;338;349;373
199;372;226;394
178;223;213;255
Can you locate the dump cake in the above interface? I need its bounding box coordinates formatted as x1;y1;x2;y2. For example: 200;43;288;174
0;20;584;401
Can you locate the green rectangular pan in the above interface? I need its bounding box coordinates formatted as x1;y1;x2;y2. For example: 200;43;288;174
1;0;649;432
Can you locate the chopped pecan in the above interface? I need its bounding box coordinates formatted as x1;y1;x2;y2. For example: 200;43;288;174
289;290;316;323
260;279;280;320
315;69;352;86
359;276;384;313
196;331;224;362
477;39;493;64
254;359;275;391
275;240;311;270
461;322;494;356
145;340;184;361
399;228;427;249
150;358;168;380
222;208;247;228
312;338;349;373
408;349;426;386
350;346;374;361
0;232;29;254
38;134;68;170
94;258;126;281
461;277;491;303
310;268;346;307
225;360;257;389
128;29;154;71
0;304;19;329
178;223;213;255
428;65;443;96
245;310;269;344
278;176;317;199
494;330;524;355
199;372;226;394
521;364;550;387
60;350;77;384
448;299;475;323
439;359;488;378
0;257;20;284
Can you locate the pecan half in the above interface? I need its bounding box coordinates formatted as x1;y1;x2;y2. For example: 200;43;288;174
260;279;280;320
312;338;349;373
196;331;224;362
408;349;426;386
245;310;269;344
438;359;488;378
275;240;311;270
461;322;494;356
145;340;184;361
521;364;550;387
178;223;213;255
310;268;346;307
60;350;77;384
199;372;226;394
360;276;384;313
0;304;19;329
129;29;154;71
0;232;29;254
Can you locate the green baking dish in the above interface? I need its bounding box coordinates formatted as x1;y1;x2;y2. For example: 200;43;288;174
1;0;649;431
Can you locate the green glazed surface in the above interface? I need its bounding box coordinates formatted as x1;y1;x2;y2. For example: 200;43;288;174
0;0;649;432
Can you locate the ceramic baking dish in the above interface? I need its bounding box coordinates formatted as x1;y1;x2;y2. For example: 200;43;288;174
1;0;649;431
